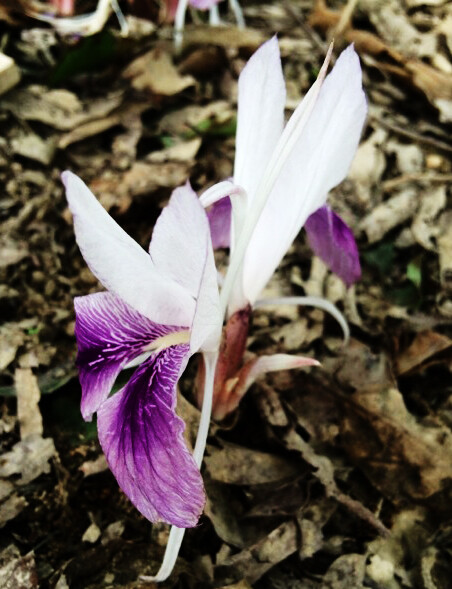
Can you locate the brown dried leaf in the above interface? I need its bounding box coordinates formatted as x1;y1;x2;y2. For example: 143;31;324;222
215;521;298;584
15;368;43;438
122;48;195;96
2;86;123;131
183;25;265;49
205;442;299;485
0;435;56;485
360;188;418;243
336;344;452;500
0;494;28;528
396;330;452;375
79;454;108;477
411;185;446;251
204;477;246;548
0;545;38;589
323;554;366;588
0;323;25;371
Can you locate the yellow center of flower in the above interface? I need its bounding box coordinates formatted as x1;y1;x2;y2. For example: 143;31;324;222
144;330;191;353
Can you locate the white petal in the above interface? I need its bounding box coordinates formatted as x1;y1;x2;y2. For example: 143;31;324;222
62;171;194;326
149;183;222;352
241;45;367;307
233;36;286;205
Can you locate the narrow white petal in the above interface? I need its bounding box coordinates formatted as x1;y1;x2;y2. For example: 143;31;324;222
149;183;222;352
233;36;286;205
62;171;194;326
241;46;367;306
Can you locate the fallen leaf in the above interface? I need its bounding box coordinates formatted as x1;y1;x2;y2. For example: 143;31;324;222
360;188;419;243
0;545;38;589
0;435;56;485
15;368;43;438
2;86;123;131
411;185;446;251
122;48;195;96
182;25;265;49
205;442;299;485
336;343;452;501
215;521;298;584
396;331;452;376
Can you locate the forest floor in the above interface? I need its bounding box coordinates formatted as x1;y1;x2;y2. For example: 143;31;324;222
1;1;452;587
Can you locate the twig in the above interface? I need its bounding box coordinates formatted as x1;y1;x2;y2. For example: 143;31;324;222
371;114;452;154
382;173;452;192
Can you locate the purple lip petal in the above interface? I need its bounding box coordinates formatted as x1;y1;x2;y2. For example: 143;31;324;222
207;197;231;249
75;292;181;421
97;344;205;527
305;205;361;287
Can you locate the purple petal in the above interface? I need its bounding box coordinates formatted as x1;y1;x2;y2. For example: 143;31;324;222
207;197;231;249
75;292;182;421
97;344;205;527
305;206;361;286
189;0;222;9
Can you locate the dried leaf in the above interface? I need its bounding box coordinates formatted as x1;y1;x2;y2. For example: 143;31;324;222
0;545;38;589
183;25;265;49
0;435;56;485
396;331;452;375
2;86;123;131
216;521;298;584
122;48;195;96
411;185;446;251
360;188;419;243
205;442;299;485
15;368;43;438
336;344;452;500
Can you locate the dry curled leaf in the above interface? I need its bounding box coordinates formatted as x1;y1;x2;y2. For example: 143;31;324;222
205;442;299;486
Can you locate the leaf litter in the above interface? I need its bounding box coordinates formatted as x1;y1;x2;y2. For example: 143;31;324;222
0;1;451;588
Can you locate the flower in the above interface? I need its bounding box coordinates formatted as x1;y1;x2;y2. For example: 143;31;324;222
62;172;221;527
197;38;367;420
201;37;367;314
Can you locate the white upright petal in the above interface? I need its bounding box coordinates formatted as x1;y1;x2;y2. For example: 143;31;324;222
149;183;222;352
62;171;194;326
240;45;367;308
233;36;286;204
190;237;222;353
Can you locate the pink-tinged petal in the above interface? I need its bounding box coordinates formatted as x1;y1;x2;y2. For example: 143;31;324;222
233;36;286;208
305;206;361;286
97;344;204;527
207;197;231;249
189;0;221;9
240;45;367;308
213;353;319;420
75;292;182;421
150;184;222;353
62;171;194;327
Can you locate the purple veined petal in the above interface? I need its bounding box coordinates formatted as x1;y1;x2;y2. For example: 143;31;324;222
75;292;185;421
97;343;205;527
239;45;367;308
207;197;231;249
305;206;361;287
62;171;194;327
189;0;222;9
150;183;222;354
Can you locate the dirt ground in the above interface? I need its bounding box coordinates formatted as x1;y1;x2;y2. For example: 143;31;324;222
1;1;452;587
